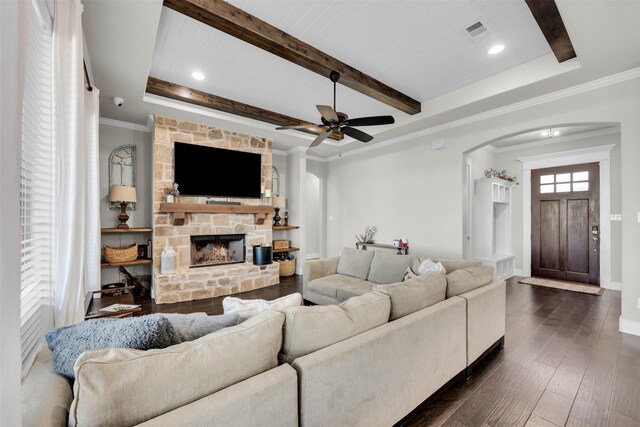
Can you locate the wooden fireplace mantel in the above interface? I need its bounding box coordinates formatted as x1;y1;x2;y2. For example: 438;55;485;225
159;203;272;226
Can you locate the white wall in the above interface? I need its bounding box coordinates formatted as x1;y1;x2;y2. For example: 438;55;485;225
325;77;640;327
305;172;320;257
273;153;287;199
99;124;152;285
286;151;306;273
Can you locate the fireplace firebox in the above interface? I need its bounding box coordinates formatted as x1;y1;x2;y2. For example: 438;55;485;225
190;234;246;268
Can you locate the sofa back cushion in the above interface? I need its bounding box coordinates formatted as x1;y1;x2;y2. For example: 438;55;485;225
446;265;494;297
372;271;447;320
69;310;284;427
367;251;414;284
336;248;375;279
279;292;390;364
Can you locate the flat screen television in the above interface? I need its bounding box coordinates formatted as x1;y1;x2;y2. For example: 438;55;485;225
173;142;262;198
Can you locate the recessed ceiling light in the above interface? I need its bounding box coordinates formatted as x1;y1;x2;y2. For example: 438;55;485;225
541;129;550;137
487;44;505;55
191;71;205;80
552;130;560;137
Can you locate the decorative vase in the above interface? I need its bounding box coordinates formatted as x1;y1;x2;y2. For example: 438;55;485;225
166;195;174;203
160;244;177;274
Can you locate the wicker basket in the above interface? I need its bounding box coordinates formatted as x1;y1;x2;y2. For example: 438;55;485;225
103;243;138;264
273;240;290;250
276;258;296;277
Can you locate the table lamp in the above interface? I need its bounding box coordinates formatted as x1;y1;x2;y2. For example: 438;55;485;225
272;196;286;227
110;185;137;229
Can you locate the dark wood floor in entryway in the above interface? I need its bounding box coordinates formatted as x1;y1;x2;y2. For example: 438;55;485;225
137;276;640;427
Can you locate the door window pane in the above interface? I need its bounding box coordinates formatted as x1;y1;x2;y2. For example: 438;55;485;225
573;171;589;181
556;183;571;192
540;175;554;184
573;182;589;191
556;173;571;183
540;184;555;193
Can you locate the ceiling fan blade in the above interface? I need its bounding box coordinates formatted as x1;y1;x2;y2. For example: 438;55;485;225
317;105;339;122
309;131;331;148
346;115;395;127
342;126;373;142
276;124;321;130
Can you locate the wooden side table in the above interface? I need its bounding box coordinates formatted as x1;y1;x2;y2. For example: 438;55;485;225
84;287;141;320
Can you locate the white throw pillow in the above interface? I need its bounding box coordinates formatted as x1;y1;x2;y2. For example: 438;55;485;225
223;293;302;321
415;259;446;275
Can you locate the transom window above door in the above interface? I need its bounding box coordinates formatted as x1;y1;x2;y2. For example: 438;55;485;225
540;171;589;193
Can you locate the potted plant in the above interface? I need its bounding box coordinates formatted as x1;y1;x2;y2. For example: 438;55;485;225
163;183;180;203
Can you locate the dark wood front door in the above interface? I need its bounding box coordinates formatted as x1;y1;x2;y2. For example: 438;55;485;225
531;163;600;285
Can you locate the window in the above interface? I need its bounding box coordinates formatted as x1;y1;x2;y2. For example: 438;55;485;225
20;0;54;379
539;171;590;194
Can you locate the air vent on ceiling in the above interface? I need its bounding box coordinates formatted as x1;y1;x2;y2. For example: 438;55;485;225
462;20;490;42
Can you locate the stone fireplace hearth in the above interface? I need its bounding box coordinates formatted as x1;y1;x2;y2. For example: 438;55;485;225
152;115;279;304
191;234;246;267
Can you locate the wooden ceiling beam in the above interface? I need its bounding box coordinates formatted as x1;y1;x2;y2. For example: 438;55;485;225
163;0;421;115
525;0;577;63
146;77;343;140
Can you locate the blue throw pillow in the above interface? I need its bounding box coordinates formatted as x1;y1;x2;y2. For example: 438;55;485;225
46;314;182;380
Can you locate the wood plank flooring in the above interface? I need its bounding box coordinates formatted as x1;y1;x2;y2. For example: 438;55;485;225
136;275;640;427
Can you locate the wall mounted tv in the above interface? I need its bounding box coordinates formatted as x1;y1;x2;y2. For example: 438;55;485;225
173;142;262;198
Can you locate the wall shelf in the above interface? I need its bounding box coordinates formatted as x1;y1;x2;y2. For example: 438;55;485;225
100;258;153;268
273;247;299;254
273;225;300;230
159;203;272;226
101;227;153;233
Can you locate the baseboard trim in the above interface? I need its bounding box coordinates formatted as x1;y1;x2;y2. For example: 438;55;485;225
295;267;303;275
619;316;640;337
513;269;524;277
602;281;622;291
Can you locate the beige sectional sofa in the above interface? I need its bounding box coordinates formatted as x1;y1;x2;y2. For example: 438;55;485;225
23;249;505;427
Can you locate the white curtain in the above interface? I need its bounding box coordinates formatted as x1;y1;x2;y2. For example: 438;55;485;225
0;1;29;424
53;0;100;326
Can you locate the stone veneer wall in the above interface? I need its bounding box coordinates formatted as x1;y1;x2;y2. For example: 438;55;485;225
153;115;279;304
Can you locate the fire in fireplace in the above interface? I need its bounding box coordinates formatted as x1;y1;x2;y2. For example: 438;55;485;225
190;234;246;267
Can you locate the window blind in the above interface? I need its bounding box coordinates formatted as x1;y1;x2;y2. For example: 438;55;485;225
20;0;54;380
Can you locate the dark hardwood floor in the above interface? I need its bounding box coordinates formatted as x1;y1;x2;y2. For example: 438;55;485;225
136;276;640;427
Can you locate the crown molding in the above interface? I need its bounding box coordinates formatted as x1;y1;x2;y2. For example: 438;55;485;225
272;148;287;156
99;117;151;133
490;126;620;153
326;67;640;162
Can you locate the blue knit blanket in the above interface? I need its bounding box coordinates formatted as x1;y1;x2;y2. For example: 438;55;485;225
46;314;181;379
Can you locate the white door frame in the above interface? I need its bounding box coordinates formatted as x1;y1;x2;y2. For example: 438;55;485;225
466;157;473;258
519;144;616;289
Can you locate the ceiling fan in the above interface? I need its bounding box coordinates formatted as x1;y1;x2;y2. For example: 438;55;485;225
276;71;395;148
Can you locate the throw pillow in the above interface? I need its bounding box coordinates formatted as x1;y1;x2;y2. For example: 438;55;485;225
46;314;182;379
222;292;302;321
373;271;447;320
336;247;375;279
279;291;391;364
402;266;417;281
446;265;494;297
366;251;414;284
414;258;446;275
161;312;239;341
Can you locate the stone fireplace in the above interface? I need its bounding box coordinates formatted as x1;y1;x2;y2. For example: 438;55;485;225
191;234;246;267
152;115;279;304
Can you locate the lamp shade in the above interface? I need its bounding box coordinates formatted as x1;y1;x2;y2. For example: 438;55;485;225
109;185;137;203
272;196;286;209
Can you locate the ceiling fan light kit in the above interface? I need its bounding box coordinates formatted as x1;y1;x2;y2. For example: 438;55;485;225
276;70;395;148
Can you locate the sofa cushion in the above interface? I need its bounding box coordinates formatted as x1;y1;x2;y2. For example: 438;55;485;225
307;274;371;300
279;292;391;364
367;251;414;284
372;271;447;320
446;265;494;298
69;310;285;427
336;247;375;279
46;314;182;379
222;293;302;321
161;312;239;341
